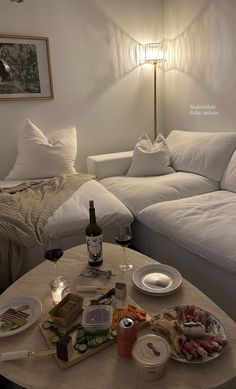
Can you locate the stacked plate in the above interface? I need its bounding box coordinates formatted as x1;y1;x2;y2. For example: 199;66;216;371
132;264;182;296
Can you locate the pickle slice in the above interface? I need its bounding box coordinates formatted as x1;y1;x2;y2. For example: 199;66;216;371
12;317;27;326
15;305;30;312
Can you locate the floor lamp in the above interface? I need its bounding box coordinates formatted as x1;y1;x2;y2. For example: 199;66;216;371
145;42;166;140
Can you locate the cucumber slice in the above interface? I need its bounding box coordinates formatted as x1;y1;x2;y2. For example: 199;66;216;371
101;335;108;342
87;339;97;348
51;335;60;343
95;336;105;345
43;321;51;329
94;335;108;346
74;343;81;350
77;344;88;353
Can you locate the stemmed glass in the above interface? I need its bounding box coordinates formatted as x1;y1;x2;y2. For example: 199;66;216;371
43;233;63;272
44;234;69;304
115;223;133;271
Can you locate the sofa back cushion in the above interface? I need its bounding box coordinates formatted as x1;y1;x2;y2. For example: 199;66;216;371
126;133;174;177
166;130;236;181
5;119;78;180
221;151;236;192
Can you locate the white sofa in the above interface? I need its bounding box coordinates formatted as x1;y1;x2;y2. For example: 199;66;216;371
87;130;236;321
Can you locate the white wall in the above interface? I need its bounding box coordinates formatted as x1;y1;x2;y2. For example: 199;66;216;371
0;0;164;179
164;0;236;135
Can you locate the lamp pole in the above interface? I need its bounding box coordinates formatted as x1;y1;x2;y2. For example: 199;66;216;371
153;61;157;140
145;41;166;140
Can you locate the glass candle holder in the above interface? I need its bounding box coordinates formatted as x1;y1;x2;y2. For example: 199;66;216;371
49;276;70;304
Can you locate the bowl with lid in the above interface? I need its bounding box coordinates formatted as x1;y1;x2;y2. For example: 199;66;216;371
82;305;112;335
132;334;171;381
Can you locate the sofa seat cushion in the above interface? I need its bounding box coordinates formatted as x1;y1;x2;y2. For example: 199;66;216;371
138;190;236;275
166;130;236;182
100;172;218;216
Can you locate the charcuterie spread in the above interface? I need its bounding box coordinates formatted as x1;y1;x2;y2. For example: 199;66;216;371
150;305;227;363
40;289;149;369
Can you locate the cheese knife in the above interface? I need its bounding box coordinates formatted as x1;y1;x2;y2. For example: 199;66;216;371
0;349;56;361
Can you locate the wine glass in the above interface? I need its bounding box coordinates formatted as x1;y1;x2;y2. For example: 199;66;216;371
44;234;68;304
115;224;133;271
43;233;63;272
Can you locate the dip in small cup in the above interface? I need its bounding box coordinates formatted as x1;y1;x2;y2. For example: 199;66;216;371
132;334;170;381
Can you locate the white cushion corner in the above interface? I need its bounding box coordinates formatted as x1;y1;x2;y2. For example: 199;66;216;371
220;150;236;192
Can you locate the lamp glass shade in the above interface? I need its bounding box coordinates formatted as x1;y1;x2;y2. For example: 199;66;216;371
145;42;166;63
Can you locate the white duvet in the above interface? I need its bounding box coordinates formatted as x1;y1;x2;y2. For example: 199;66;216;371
0;179;133;240
138;190;236;274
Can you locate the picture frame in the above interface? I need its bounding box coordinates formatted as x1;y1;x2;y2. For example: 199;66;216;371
0;34;54;100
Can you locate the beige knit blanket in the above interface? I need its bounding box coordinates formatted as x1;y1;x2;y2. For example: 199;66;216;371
0;174;93;289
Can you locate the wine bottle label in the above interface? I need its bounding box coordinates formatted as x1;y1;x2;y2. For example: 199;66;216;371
86;234;103;265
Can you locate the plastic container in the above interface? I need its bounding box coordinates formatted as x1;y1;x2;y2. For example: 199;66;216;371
132;334;170;381
82;305;112;335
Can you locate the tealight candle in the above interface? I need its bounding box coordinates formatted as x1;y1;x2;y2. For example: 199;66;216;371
50;276;70;304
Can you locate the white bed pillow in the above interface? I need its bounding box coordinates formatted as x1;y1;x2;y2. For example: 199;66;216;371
221;151;236;192
5;119;78;180
166;130;236;182
126;133;174;177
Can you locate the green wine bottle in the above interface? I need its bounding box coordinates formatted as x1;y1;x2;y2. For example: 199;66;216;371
86;200;103;267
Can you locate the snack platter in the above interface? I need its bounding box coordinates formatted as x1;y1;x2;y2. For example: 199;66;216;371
40;295;150;370
150;305;227;364
0;296;42;337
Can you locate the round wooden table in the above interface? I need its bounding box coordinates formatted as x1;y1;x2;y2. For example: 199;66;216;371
0;243;236;389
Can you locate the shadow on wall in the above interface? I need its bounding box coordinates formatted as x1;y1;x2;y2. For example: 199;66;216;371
63;0;144;107
165;0;235;96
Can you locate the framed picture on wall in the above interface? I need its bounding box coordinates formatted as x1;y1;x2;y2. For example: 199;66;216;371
0;34;54;100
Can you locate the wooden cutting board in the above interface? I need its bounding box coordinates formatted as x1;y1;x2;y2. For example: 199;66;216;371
39;295;150;370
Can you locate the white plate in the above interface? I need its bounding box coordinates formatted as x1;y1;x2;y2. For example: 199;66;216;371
132;264;182;296
169;306;227;364
0;296;42;337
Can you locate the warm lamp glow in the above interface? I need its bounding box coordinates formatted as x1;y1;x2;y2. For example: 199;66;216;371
145;42;166;64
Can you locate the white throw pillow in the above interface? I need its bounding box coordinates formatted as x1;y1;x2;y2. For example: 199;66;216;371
166;130;236;182
126;133;174;177
221;151;236;192
5;119;77;180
